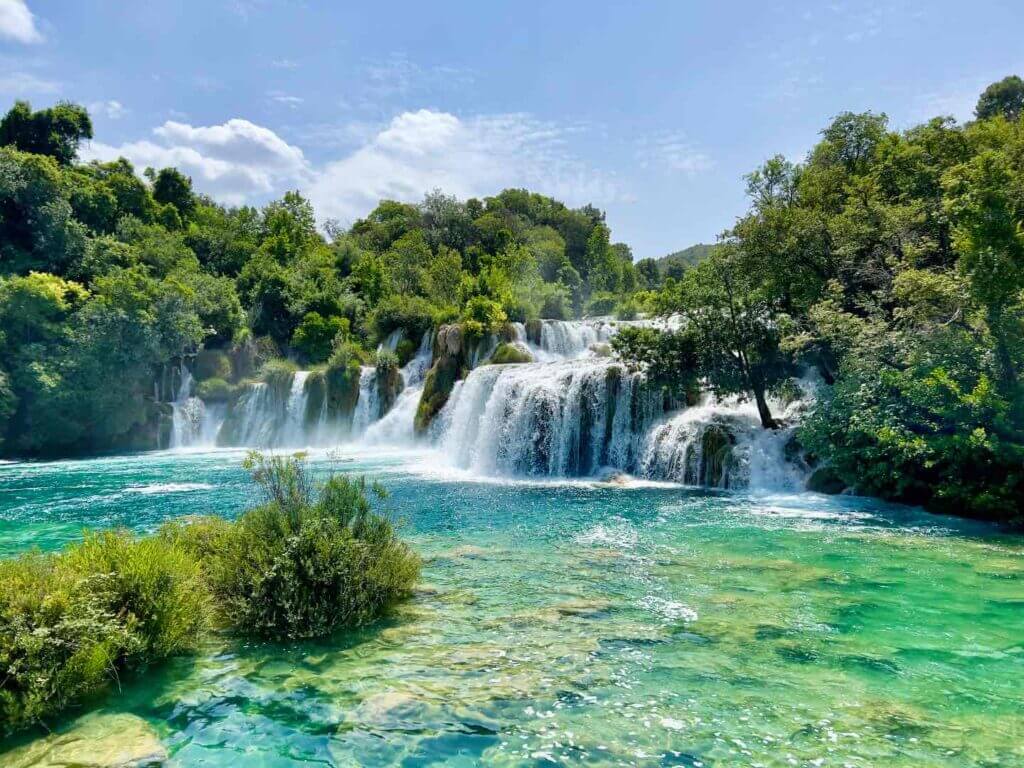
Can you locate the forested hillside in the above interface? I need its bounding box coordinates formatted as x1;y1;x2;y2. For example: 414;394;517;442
2;74;1024;525
0;100;651;457
616;75;1024;524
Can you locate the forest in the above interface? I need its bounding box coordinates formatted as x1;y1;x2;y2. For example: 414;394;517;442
2;74;1024;525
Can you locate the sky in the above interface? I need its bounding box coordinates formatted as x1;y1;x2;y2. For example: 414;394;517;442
1;0;1022;259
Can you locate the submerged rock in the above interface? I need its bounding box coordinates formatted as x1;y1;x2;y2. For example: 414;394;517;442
2;713;167;768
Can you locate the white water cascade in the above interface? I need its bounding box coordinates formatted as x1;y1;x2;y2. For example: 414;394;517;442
169;361;223;449
168;319;810;491
434;358;658;476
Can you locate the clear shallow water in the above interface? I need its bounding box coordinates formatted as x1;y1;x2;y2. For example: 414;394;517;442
1;449;1023;767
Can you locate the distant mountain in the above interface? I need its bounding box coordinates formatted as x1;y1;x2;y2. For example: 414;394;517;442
656;243;714;276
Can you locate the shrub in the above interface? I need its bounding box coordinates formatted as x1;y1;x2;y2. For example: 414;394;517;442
369;294;437;343
0;455;420;734
0;533;208;735
614;297;640;320
291;312;349;365
540;290;571;320
173;453;421;639
460;295;507;331
196;377;234;402
194;349;232;381
585;291;617;317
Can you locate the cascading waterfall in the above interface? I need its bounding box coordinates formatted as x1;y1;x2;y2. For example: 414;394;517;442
435;359;659;477
168;319;810;491
538;320;613;359
170;361;223;449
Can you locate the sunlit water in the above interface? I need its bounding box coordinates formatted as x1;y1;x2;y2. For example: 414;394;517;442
1;449;1022;766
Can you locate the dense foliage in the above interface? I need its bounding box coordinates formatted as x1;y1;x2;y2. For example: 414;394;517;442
0;455;418;734
165;453;420;639
0;100;645;457
616;78;1024;524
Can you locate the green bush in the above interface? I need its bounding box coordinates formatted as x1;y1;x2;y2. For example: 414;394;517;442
194;350;232;381
585;291;617;317
369;294;437;343
291;312;349;365
614;297;640;321
172;453;421;639
460;295;507;331
196;377;234;402
0;533;208;735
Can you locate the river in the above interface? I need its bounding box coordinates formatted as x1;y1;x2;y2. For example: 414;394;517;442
1;447;1022;766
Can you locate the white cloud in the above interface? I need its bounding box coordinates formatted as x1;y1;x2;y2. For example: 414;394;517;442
89;99;127;120
0;70;58;95
0;0;42;44
636;132;713;176
268;91;303;108
78;109;619;219
82;118;310;206
308;110;621;224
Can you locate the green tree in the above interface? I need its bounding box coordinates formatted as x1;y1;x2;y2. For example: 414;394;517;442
0;101;93;165
149;167;195;219
975;75;1024;122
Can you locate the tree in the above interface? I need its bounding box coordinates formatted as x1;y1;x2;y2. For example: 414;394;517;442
975;75;1024;122
944;145;1024;393
657;246;795;428
150;167;195;219
0;101;93;165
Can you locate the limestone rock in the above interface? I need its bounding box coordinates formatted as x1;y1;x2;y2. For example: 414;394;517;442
2;713;167;768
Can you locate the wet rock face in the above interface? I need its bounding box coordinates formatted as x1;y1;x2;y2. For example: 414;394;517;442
436;324;463;358
2;713;167;768
525;318;543;347
414;354;461;435
376;362;404;416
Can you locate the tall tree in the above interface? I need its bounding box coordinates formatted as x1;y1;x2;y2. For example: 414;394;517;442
0;101;93;165
975;75;1024;122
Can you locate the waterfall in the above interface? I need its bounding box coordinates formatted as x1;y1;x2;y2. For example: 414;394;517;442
350;367;380;436
171;319;810;491
538;320;613;359
639;395;808;491
434;359;658;477
279;371;311;447
170;361;224;449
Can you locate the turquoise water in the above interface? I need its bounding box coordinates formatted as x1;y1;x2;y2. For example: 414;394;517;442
1;449;1023;766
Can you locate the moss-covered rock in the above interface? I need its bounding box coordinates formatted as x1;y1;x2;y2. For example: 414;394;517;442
488;343;533;365
325;360;360;422
525;318;543;346
435;324;463;358
691;424;736;487
376;354;403;416
415;354;461;435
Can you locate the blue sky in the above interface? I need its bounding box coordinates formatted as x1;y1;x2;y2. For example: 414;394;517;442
1;0;1022;258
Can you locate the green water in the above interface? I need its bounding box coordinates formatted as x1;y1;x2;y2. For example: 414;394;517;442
1;449;1022;766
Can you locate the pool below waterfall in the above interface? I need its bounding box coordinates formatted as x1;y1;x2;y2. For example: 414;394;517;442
1;448;1022;767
